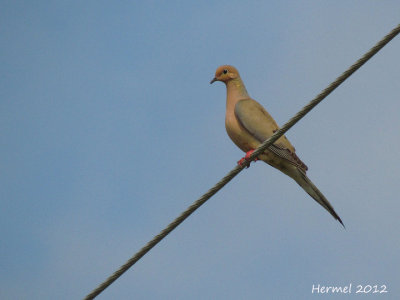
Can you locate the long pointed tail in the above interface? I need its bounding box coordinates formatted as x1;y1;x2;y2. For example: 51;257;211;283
293;169;344;227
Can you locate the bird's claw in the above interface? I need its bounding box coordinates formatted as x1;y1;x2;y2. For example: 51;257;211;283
237;150;258;168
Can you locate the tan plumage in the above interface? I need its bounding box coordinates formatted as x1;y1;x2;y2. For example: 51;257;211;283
211;65;344;227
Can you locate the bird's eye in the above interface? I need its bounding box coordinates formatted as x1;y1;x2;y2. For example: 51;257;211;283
223;69;228;74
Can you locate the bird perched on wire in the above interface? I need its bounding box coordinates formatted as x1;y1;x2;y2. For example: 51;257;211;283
210;65;344;227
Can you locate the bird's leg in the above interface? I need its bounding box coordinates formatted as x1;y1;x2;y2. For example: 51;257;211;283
237;149;259;168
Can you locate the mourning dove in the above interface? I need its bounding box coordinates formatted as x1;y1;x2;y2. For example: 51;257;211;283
211;65;344;227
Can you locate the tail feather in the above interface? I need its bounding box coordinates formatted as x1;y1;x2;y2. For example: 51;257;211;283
293;169;344;227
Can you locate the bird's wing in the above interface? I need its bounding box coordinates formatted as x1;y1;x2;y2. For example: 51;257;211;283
235;99;308;172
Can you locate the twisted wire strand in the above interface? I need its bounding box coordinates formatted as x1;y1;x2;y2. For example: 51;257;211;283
84;23;400;300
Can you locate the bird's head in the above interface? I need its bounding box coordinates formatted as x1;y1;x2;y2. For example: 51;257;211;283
210;65;239;84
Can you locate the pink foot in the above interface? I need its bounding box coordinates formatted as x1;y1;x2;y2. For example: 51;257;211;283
237;150;259;167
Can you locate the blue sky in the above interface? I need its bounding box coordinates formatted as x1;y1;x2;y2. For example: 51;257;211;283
1;1;400;299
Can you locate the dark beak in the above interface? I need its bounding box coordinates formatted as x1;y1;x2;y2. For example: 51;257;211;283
210;77;217;84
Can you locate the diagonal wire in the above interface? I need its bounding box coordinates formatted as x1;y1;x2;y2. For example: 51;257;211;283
84;23;400;300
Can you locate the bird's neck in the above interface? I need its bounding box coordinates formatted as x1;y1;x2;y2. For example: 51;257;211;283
225;78;249;111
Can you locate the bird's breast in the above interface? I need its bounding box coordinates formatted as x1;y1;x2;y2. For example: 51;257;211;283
225;113;259;153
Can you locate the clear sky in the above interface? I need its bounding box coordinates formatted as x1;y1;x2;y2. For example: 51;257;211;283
1;1;400;299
